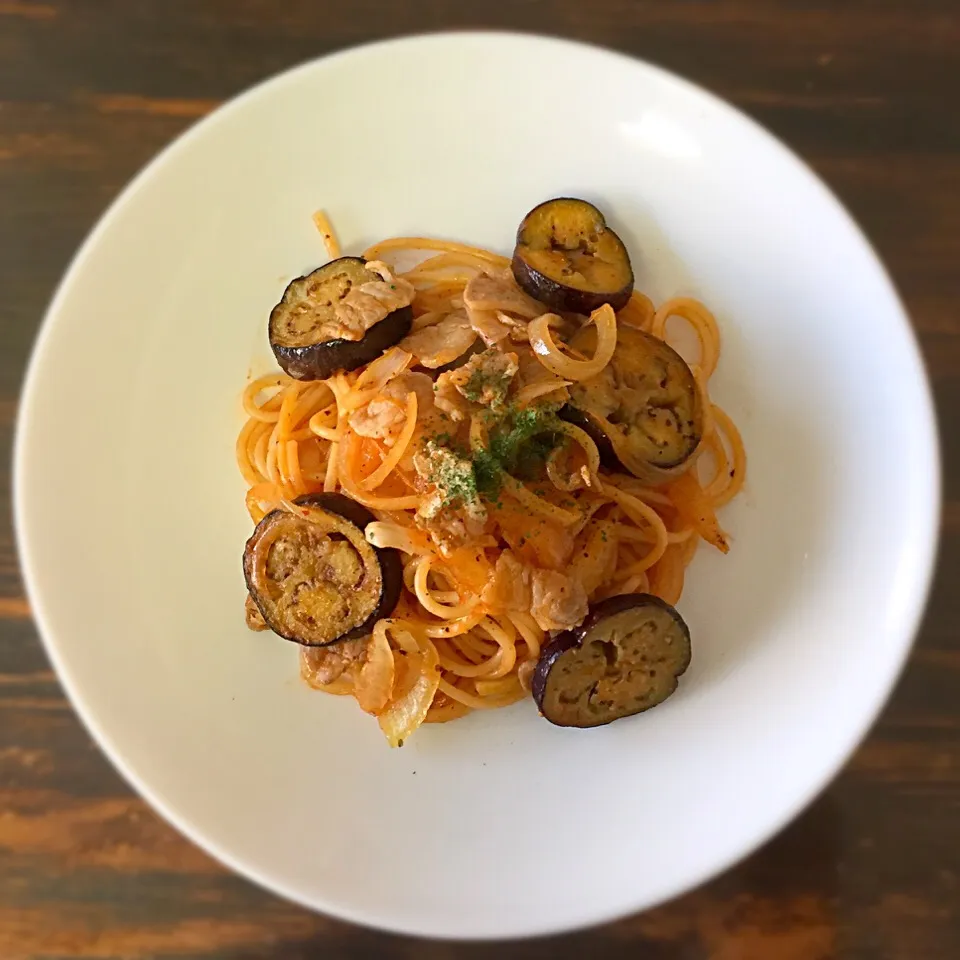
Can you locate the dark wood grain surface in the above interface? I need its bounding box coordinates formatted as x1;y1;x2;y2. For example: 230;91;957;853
1;2;958;958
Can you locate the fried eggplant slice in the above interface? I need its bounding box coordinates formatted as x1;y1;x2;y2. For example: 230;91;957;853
511;198;634;313
532;594;691;728
243;493;402;647
269;257;413;380
564;324;703;479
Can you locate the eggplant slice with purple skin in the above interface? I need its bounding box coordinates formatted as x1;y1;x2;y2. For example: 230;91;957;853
511;198;634;314
533;594;691;728
269;257;413;380
243;492;402;647
563;324;704;480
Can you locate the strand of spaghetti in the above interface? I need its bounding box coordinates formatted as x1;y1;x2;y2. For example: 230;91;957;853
242;374;291;422
265;420;282;486
615;522;694;545
648;544;686;605
693;369;715;439
308;404;340;441
286;440;304;495
363;236;510;269
437;676;524;710
290;382;334;428
312;209;341;258
616;574;645;594
404;268;478;286
401;555;419;594
681;526;701;565
249;419;275;474
569;496;610;538
474;675;524;700
318;376;346;495
414;556;480;620
707;404;747;507
360;393;418;490
510;611;544;659
453;629;498;658
500;473;580;525
419;607;487;639
529;303;617;380
276;437;294;492
651;298;720;379
253;428;271;481
323;440;339;492
603;485;669;572
445;637;486;667
236;418;264;486
699;423;730;492
424;697;472;723
276;382;301;442
604;475;674;507
437;644;504;678
619;290;656;331
668;470;729;553
478;616;518;679
403;251;494;275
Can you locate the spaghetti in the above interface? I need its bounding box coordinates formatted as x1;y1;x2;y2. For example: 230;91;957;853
236;212;746;745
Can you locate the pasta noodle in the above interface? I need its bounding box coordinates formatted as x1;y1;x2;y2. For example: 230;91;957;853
236;213;746;743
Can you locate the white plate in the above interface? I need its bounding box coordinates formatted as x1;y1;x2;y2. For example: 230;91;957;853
15;33;939;939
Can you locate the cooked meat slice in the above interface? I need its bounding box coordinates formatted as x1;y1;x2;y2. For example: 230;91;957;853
529;568;588;633
440;347;519;413
463;272;543;319
480;550;532;612
348;372;434;441
433;376;472;422
412;442;488;554
415;495;488;555
300;637;367;686
400;312;478;368
467;309;513;346
334;261;415;339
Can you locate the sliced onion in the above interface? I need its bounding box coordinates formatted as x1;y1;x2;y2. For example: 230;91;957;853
342;347;412;412
529;304;617;381
378;637;440;747
354;623;395;714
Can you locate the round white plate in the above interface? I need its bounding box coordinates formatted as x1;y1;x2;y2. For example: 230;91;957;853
15;33;939;939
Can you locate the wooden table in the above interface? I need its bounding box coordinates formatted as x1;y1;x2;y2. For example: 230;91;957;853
1;3;957;957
